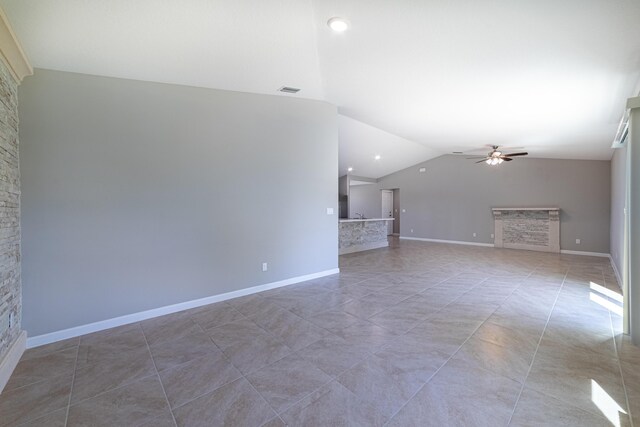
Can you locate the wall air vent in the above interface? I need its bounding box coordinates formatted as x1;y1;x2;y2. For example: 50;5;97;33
612;109;629;148
278;86;301;94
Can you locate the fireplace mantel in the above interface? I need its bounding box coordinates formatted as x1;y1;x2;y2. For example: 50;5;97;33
492;207;560;253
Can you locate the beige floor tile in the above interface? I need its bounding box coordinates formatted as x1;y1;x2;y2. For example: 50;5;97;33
510;387;628;427
280;380;387;427
388;358;521;427
339;298;389;319
17;408;67;427
453;335;535;383
246;353;332;413
188;303;245;330
337;354;424;418
526;348;628;418
374;334;449;383
67;375;171;427
159;353;242;408
307;308;362;333
0;374;72;426
295;334;369;377
141;310;201;346
149;329;220;372
206;317;268;349
71;345;156;403
221;333;291;375
172;378;277;427
333;319;397;351
21;337;79;361
4;346;77;391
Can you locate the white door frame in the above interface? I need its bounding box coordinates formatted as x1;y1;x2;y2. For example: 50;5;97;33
381;190;393;235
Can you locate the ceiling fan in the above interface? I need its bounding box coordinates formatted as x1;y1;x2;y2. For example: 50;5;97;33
467;145;528;166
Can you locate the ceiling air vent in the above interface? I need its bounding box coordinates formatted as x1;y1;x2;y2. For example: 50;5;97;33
279;86;301;94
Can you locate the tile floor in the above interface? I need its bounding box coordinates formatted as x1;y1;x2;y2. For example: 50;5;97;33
1;238;638;426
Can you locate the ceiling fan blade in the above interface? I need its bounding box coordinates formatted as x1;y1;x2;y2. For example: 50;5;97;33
503;152;528;157
475;159;488;164
501;157;513;161
466;156;487;159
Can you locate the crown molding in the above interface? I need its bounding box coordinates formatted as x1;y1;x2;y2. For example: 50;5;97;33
0;7;32;83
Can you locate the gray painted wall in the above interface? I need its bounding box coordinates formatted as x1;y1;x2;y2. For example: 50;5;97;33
354;155;611;253
19;69;338;336
610;147;626;276
349;184;381;219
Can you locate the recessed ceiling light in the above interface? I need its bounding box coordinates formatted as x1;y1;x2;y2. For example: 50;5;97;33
327;17;350;32
374;155;381;160
347;167;353;172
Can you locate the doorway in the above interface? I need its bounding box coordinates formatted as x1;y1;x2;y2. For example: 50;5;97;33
381;190;394;235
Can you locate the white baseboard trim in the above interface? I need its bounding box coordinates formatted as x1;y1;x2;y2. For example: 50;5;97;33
609;255;623;289
400;236;494;248
26;268;340;349
560;249;610;258
0;331;26;394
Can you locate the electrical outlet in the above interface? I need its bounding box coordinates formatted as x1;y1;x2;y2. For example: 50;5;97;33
473;232;477;237
410;229;414;233
576;239;581;245
326;208;334;215
262;262;268;272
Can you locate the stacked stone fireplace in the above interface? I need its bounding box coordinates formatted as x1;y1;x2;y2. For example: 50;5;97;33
492;207;560;253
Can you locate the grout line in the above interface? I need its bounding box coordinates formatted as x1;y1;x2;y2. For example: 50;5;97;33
63;341;80;427
504;267;569;426
140;325;178;427
383;271;532;425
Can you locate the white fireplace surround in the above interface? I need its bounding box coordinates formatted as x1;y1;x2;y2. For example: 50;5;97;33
492;207;560;253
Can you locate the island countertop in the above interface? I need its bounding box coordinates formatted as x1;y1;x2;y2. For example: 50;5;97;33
339;218;395;223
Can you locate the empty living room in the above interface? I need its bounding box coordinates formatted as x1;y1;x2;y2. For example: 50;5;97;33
0;1;639;426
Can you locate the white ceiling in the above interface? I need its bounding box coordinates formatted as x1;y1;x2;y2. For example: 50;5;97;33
4;0;640;178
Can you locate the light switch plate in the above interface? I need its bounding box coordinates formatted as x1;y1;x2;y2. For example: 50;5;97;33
326;208;334;215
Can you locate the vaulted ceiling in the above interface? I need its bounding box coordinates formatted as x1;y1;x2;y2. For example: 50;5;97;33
3;0;640;178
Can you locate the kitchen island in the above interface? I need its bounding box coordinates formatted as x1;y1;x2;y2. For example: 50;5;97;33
339;218;394;255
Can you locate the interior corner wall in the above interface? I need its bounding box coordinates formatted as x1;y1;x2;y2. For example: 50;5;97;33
19;69;339;337
611;146;627;277
373;155;611;253
0;59;21;362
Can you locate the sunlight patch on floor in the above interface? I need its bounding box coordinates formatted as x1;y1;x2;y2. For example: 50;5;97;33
591;379;626;427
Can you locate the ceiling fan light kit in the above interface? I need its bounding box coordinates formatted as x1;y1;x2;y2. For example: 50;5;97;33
470;145;528;166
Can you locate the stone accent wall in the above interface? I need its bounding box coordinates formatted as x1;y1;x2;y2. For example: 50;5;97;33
502;210;550;247
0;59;20;362
339;220;390;254
493;208;560;253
